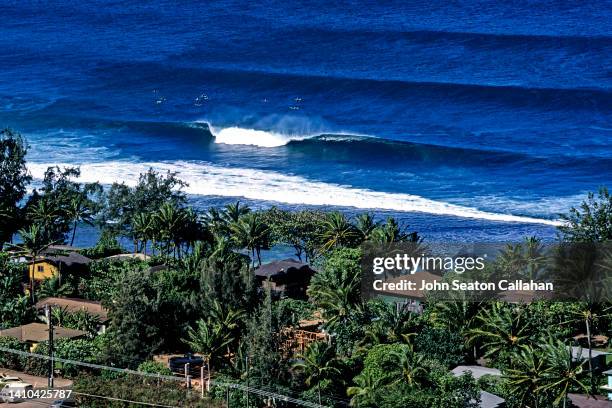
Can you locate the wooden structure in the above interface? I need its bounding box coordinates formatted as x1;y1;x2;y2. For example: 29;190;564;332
254;259;316;299
281;328;328;356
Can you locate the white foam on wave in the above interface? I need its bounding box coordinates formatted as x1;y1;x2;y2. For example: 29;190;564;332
27;161;563;226
211;126;310;147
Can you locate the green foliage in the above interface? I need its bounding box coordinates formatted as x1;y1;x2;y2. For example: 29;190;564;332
200;249;256;313
503;338;589;408
25;166;102;242
55;338;100;377
274;298;316;328
137;360;172;376
62;309;102;337
81;258;149;302
185;301;245;370
309;248;362;328
559;187;612;242
230;212;271;266
101;168;187;235
37;275;74;299
0;128;30;247
0;336;27;370
263;207;326;261
104;268;164;367
73;374;221;407
80;229;122;259
351;346;479;408
318;212;361;252
468;303;536;368
361;300;420;348
0;253;33;328
414;326;465;368
244;289;283;387
23;341;49;376
293;342;341;405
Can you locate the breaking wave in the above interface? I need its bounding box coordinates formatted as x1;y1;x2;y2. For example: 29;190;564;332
210;126;313;147
27;161;562;226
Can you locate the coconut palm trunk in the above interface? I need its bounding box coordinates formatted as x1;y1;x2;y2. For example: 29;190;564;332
70;220;78;246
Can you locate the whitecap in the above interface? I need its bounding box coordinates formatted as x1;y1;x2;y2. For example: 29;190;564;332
27;160;563;226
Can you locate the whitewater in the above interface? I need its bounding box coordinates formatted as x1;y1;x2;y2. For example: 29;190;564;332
27;161;562;226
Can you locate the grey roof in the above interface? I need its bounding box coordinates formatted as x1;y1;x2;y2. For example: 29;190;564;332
254;259;314;278
570;346;610;360
451;365;501;379
41;252;92;268
479;391;505;408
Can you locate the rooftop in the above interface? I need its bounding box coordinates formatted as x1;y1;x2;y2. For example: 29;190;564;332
0;323;86;342
479;391;505;408
568;394;611;408
38;251;92;267
451;365;501;379
570;346;610;360
255;259;315;279
35;297;109;322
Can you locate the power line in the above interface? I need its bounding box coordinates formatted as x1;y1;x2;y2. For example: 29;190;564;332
0;346;328;408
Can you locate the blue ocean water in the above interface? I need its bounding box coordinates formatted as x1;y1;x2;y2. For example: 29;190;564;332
1;0;611;241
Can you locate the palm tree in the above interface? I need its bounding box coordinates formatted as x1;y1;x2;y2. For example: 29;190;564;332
65;196;94;246
468;302;530;364
432;295;485;360
185;302;244;381
27;199;61;235
361;305;417;348
550;244;612;392
48;305;70;326
347;372;379;407
202;207;227;237
355;213;378;242
505;339;590;408
540;338;589;408
498;236;546;279
371;217;421;244
561;301;610;393
230;212;271;266
11;224;54;302
392;344;426;387
132;212;154;257
154;203;187;259
319;212;360;252
222;201;251;224
293;341;341;406
505;344;549;408
37;275;73;298
308;266;362;330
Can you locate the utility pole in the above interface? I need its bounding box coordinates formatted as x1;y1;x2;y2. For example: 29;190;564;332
45;304;54;388
245;356;249;408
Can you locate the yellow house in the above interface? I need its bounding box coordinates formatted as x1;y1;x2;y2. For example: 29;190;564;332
29;252;92;281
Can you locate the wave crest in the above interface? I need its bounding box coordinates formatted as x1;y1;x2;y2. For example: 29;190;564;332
211;126;310;147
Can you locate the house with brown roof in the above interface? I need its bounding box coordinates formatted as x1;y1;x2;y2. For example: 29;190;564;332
0;323;86;351
35;297;109;333
254;259;316;299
